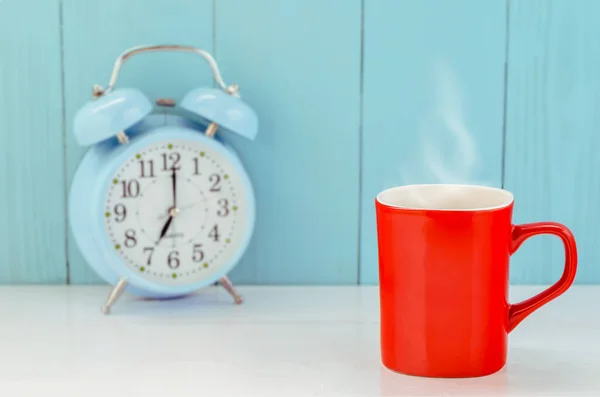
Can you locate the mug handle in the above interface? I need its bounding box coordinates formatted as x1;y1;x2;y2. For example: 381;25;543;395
507;222;578;333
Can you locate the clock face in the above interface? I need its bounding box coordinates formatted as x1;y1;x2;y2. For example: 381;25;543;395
103;139;249;285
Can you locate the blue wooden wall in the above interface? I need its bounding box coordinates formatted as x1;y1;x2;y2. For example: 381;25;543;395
0;0;597;285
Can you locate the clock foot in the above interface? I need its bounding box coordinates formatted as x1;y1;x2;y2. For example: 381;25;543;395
219;276;243;304
101;277;128;315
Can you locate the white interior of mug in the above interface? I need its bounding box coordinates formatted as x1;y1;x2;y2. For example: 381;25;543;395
376;184;514;211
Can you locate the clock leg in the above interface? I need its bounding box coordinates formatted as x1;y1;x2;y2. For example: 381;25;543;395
219;276;243;304
101;277;128;314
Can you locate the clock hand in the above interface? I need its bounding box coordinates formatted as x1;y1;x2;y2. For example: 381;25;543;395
157;195;227;220
156;215;173;246
155;169;179;246
157;198;210;220
171;168;177;208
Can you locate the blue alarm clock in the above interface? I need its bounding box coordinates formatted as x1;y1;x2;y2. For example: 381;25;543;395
68;45;258;314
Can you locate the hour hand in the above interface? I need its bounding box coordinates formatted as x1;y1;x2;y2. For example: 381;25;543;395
156;216;173;245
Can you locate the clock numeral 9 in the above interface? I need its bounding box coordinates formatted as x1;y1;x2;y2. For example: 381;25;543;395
192;244;204;262
217;198;229;217
124;229;137;248
114;204;127;222
168;251;180;269
121;180;140;198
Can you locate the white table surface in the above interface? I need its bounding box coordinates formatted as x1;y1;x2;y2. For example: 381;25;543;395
0;285;598;396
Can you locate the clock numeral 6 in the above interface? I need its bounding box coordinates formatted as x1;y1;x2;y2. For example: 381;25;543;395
192;244;204;262
124;229;137;248
168;251;180;269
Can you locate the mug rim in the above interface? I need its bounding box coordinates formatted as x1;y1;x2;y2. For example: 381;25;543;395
376;183;515;212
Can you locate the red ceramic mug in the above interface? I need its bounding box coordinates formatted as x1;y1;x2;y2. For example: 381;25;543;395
375;184;577;378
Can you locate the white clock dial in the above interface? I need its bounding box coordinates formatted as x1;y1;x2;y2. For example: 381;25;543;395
103;139;248;285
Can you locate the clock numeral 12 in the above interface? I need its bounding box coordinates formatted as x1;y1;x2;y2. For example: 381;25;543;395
162;152;181;171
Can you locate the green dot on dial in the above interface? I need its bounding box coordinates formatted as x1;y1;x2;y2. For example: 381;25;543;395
226;238;231;244
203;262;209;268
114;244;121;250
172;273;177;279
233;206;238;211
113;179;118;184
200;152;205;157
135;154;141;159
224;174;229;180
105;212;110;218
139;266;145;272
168;144;173;149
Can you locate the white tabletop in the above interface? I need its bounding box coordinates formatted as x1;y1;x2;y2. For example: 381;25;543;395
0;285;598;396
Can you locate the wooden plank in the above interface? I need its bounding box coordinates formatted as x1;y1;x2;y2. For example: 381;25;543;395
62;0;214;283
214;0;362;284
504;0;600;284
0;0;67;283
360;0;507;284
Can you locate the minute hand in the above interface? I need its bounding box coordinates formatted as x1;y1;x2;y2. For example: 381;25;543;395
171;168;177;208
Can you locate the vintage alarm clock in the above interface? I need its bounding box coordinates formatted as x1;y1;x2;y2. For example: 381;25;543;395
68;45;258;314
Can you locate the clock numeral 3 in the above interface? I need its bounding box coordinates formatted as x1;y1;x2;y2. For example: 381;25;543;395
217;198;229;217
124;229;137;248
168;250;180;269
121;180;140;198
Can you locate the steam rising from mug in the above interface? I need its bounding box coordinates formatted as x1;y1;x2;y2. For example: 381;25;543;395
397;60;493;209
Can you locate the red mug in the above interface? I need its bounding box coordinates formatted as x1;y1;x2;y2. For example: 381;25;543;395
375;184;577;378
